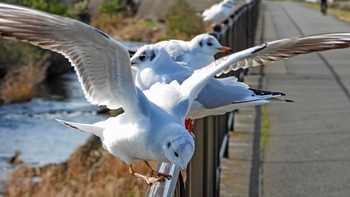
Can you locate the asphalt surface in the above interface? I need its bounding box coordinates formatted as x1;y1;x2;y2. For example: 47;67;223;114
260;1;350;197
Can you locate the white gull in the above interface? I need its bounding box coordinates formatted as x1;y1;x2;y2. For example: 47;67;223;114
201;0;236;24
131;45;285;119
155;33;231;70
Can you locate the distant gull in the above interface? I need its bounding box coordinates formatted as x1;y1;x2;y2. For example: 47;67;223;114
201;0;236;24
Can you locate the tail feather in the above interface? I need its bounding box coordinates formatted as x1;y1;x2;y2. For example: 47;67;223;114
56;119;104;138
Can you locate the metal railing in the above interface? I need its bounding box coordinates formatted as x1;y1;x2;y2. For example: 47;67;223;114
146;0;260;196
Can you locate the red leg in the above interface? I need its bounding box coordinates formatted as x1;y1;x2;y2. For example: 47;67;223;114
184;118;195;138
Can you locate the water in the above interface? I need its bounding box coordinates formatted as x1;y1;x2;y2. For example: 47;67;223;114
0;72;105;194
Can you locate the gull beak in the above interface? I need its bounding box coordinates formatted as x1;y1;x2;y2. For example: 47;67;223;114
218;46;232;52
180;170;187;189
130;61;136;66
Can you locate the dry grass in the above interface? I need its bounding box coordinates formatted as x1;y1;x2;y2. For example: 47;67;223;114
164;0;205;40
5;136;152;197
0;52;50;104
305;2;350;23
91;13;167;43
91;13;124;36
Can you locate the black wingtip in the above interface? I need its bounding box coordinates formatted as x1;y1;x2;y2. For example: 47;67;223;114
249;88;286;96
252;42;267;54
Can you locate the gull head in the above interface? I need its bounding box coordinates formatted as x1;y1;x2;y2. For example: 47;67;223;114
191;34;232;55
222;0;236;6
163;129;195;183
130;45;172;71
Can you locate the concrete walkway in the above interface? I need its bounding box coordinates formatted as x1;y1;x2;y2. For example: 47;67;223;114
220;1;350;196
261;1;350;197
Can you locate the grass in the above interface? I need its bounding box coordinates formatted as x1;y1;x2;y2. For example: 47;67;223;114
260;105;270;148
305;2;350;23
164;0;205;40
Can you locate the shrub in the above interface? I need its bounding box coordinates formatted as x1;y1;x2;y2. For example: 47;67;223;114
165;0;205;40
0;53;49;104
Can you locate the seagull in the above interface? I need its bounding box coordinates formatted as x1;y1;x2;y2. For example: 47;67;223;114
2;2;350;187
131;32;350;119
155;33;232;70
201;0;236;24
131;45;286;120
0;2;265;185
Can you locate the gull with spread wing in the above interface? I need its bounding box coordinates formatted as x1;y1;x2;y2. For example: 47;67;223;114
155;33;232;70
131;31;350;119
0;3;265;185
131;45;286;120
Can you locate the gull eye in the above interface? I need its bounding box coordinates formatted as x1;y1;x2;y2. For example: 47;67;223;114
167;142;171;148
174;152;179;157
207;42;213;46
139;54;147;61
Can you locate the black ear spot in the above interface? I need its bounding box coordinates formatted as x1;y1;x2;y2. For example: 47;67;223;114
174;152;179;157
167;142;171;148
199;41;203;47
149;50;156;61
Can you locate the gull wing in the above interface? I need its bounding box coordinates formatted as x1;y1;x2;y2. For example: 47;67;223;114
0;3;141;113
176;44;267;117
216;33;350;76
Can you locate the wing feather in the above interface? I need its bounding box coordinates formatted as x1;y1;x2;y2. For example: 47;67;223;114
216;33;350;75
177;44;267;116
0;3;140;112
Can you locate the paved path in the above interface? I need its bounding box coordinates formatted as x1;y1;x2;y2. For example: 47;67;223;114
261;1;350;197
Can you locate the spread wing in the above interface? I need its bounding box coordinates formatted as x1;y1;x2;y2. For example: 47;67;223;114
216;33;350;76
175;44;267;117
0;3;142;113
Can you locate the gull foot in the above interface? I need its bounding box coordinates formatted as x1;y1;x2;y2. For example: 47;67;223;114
145;175;166;185
185;118;193;133
150;171;172;180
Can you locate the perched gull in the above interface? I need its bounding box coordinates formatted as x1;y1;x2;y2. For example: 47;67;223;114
131;45;286;120
155;33;232;70
131;32;350;118
0;2;265;185
201;0;236;24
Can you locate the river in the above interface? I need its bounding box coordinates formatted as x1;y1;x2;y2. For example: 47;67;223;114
0;72;105;195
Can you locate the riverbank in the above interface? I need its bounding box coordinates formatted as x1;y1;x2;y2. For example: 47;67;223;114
5;136;150;197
